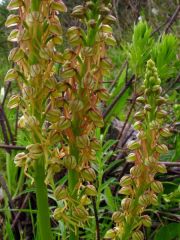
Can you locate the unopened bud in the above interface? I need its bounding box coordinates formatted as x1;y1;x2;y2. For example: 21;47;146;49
126;153;136;162
132;230;144;240
112;211;124;223
5;69;18;82
85;185;97;196
81;167;96;182
7;95;20;109
156;110;168;118
104;229;116;239
54;185;68;200
121;198;132;211
63;155;77;170
76;135;90;148
120;176;132;186
8;47;24;62
51;1;67;12
156;144;168;154
14;152;27;167
155;163;167;173
8;29;19;42
139;194;150;206
151;181;163;193
105;35;116;46
127;140;141;150
134;111;144;120
141;215;152;227
7;0;23;10
72;205;88;219
119;186;132;195
136;96;145;103
160;128;172;137
5;14;20;28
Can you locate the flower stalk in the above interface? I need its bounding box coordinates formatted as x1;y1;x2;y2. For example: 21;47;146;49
6;0;67;239
105;59;170;240
53;0;116;237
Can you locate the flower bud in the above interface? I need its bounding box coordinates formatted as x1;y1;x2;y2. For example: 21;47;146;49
53;36;63;45
53;207;64;220
80;195;91;205
156;144;168;154
53;52;64;64
85;185;97;196
54;185;68;200
76;135;90;149
134;111;144;120
30;64;41;77
72;205;88;219
8;47;24;62
27;143;43;159
81;167;96;182
127;140;141;150
51;116;71;131
7;95;20;109
49;22;62;36
7;0;23;10
151;193;158;206
151;181;163;193
5;69;18;82
103;14;117;24
100;24;113;33
63;155;77;170
8;29;19;42
70;99;83;112
132;230;144;240
120;176;132;186
139;194;150;206
130;165;142;178
71;5;85;18
88;109;102;122
105;35;116;46
119;186;132;195
126;153;136;162
51;1;67;12
156;96;167;105
141;215;152;227
156;110;168;118
104;229;116;239
100;6;110;15
14;152;27;167
152;85;162;94
121;198;132;211
18;116;26;128
160;128;172;137
144;104;152;111
112;211;124;223
133;121;142;130
5;14;20;28
90;138;101;151
61;68;76;79
155;163;167;174
136;96;145;103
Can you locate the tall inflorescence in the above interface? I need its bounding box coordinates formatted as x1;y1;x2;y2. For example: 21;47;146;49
5;0;67;239
53;0;116;235
105;59;170;240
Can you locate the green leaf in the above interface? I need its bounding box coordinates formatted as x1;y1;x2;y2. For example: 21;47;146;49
154;223;180;240
104;186;116;212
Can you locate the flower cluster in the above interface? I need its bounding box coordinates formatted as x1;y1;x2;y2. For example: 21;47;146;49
53;0;116;231
105;59;170;240
5;0;67;179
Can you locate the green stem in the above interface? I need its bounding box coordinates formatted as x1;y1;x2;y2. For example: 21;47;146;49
34;158;52;240
68;168;79;240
